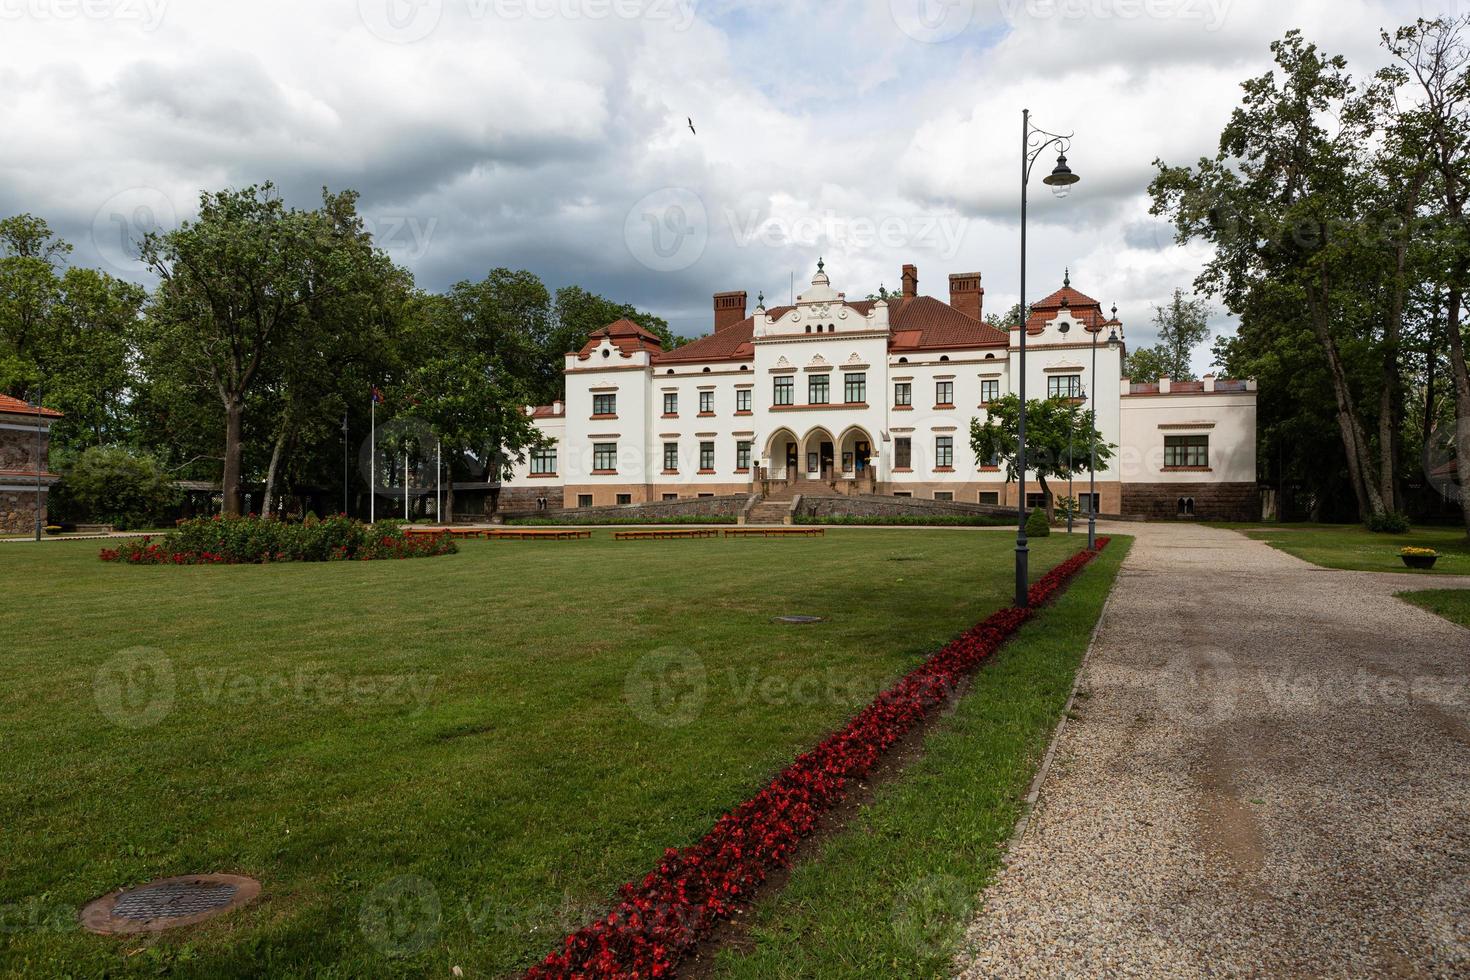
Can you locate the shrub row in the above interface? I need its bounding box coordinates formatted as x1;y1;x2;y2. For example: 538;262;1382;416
525;539;1111;979
99;515;456;564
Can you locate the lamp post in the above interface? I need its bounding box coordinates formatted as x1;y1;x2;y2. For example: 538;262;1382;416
1016;109;1080;608
1067;395;1076;535
1089;309;1121;551
29;391;43;542
341;413;349;516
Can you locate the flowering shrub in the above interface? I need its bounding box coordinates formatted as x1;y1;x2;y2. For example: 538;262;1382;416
526;540;1111;980
1399;547;1439;557
99;514;456;565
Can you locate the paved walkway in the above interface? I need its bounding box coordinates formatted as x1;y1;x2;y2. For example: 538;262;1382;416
957;523;1470;978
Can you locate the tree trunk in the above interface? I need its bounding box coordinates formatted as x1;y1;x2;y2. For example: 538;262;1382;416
1444;288;1470;538
222;395;245;516
1306;291;1385;521
261;416;291;519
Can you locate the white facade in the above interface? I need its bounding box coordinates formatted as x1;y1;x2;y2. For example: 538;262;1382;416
500;263;1260;520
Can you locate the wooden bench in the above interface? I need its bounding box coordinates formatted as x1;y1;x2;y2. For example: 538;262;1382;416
404;527;481;539
487;529;592;541
614;529;720;541
723;527;825;538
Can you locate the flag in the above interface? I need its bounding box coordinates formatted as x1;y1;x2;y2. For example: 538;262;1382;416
371;386;384;404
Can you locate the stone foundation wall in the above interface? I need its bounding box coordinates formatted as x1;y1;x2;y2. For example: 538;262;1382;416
0;489;45;534
1121;482;1260;522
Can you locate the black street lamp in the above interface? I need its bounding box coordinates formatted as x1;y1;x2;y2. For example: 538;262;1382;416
1016;109;1080;608
1089;308;1121;550
341;413;350;516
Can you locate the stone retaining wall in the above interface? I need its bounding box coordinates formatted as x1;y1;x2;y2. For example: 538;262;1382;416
495;493;756;523
797;493;1015;520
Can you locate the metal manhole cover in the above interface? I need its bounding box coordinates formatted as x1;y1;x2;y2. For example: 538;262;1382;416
81;874;260;934
773;615;826;624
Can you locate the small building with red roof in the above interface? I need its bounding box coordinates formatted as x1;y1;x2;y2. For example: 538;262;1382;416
499;261;1259;520
0;393;62;534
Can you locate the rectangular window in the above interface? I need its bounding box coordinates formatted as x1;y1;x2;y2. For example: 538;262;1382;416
1047;375;1082;399
593;443;618;472
662;493;679;501
774;376;794;406
809;374;830;404
936;381;954;406
616;493;632;506
980;379;1000;404
807;451;819;474
979;491;1000;505
895;437;912;469
593;393;616;416
1164;435;1210;468
699;391;714;415
530;447;557;476
1079;493;1100;514
663;392;678;416
736;389;751;413
700;441;715;471
934;491;953;502
697;492;714;499
1026;492;1047;509
893;492;913;498
844;372;866;404
736;440;751;471
935;436;954;469
894;382;912;407
577;494;593;508
663;442;679;472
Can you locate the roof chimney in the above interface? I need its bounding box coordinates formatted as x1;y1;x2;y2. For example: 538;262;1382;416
714;290;747;332
948;272;983;321
901;264;918;299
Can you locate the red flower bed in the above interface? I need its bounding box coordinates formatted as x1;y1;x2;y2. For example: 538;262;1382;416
527;539;1111;979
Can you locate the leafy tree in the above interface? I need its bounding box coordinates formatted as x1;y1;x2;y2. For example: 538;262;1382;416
400;275;549;516
970;394;1114;516
1381;16;1470;536
51;446;178;529
984;302;1024;331
1124;289;1211;381
140;183;386;515
1150;31;1393;521
0;216;144;451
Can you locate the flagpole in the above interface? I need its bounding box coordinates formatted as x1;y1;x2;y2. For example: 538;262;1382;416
436;440;442;523
403;453;409;520
370;397;376;524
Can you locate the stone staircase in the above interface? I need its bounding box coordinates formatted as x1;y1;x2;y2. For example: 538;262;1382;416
744;480;833;525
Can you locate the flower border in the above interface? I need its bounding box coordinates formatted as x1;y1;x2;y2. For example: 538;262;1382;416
526;539;1112;979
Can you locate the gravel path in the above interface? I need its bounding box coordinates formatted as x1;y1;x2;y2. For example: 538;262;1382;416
956;522;1470;978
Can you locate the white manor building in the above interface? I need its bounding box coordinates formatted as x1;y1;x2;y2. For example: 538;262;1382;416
499;262;1260;521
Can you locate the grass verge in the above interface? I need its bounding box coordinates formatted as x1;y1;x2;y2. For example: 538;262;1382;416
1218;523;1470;574
709;537;1130;980
795;514;1012;528
1398;589;1470;629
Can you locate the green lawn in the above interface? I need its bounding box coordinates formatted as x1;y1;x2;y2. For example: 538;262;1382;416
0;529;1106;978
712;539;1128;980
1221;523;1470;574
1399;589;1470;628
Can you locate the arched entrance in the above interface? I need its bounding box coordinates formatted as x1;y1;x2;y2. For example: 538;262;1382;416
838;426;876;481
765;428;800;482
801;427;836;481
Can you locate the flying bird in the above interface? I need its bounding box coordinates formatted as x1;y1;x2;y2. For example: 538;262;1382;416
687;117;696;135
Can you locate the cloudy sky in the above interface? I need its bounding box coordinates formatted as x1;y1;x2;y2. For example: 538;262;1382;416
0;0;1436;367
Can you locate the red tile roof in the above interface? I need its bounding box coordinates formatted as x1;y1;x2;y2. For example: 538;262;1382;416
0;393;62;418
651;296;1006;365
530;404;565;419
1023;282;1109;333
575;318;665;360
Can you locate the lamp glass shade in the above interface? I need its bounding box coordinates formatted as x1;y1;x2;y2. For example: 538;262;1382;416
1106;330;1120;351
